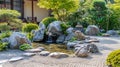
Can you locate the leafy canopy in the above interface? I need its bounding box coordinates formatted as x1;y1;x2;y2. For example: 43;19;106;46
37;0;79;21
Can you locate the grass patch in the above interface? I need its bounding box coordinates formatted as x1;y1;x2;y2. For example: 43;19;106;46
32;43;74;54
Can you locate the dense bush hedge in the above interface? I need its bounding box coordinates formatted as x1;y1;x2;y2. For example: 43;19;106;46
106;49;120;67
0;42;8;51
22;23;39;33
19;44;32;51
41;17;57;27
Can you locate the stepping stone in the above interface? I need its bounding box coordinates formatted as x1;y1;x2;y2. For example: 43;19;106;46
102;34;110;37
39;51;50;56
49;52;69;58
25;48;42;53
36;47;45;51
0;60;8;64
9;57;24;62
85;39;99;43
23;53;36;57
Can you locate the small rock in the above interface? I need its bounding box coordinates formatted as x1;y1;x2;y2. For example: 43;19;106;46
87;43;99;53
49;52;69;58
74;30;85;40
106;30;118;36
0;60;8;64
85;38;99;43
102;34;111;37
36;47;45;51
25;48;42;53
75;45;89;57
39;51;50;56
9;57;23;62
23;53;36;57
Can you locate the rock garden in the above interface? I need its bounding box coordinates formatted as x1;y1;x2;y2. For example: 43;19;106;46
0;0;120;67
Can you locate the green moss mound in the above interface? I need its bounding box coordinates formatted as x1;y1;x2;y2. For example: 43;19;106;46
19;44;32;51
106;49;120;67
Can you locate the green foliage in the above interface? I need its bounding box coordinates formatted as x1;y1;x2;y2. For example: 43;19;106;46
38;0;79;21
106;49;120;67
41;17;57;27
67;0;92;27
0;23;10;32
69;37;77;42
19;44;32;51
0;9;22;31
60;22;69;34
22;23;39;33
108;0;120;30
90;0;109;30
0;31;11;40
0;9;20;21
27;33;34;41
0;42;8;51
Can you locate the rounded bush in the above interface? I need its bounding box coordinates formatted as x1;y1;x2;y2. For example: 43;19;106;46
41;17;57;27
106;49;120;67
22;23;39;33
19;44;32;51
0;42;8;51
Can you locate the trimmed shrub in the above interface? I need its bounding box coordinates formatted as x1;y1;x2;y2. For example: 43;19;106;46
41;17;57;27
22;23;39;33
0;42;8;51
19;44;32;51
106;49;120;67
0;31;11;40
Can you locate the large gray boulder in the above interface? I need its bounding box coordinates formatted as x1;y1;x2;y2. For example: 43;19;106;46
32;23;45;41
56;35;66;43
47;21;62;36
65;27;75;42
9;32;31;49
85;25;99;35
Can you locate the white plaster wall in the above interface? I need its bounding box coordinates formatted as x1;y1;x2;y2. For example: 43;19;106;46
24;0;49;22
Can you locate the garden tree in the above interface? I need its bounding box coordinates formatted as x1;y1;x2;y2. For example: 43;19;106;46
0;9;21;24
107;0;120;30
90;0;109;31
0;9;22;30
67;0;93;27
37;0;79;21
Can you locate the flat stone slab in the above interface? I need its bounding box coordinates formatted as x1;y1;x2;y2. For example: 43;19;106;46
0;60;8;64
23;53;36;57
49;52;69;58
9;57;24;62
39;51;50;56
25;48;42;53
85;39;99;43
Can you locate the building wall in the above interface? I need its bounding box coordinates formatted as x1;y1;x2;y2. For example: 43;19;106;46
24;0;49;22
